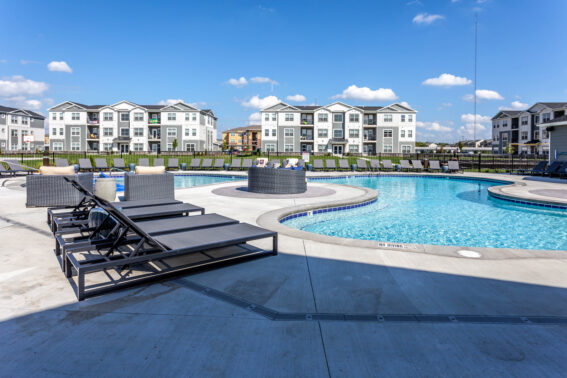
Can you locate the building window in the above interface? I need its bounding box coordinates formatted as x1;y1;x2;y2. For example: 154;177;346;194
284;128;294;137
11;130;18;137
192;113;196;121
185;113;190;121
272;113;276;121
408;130;412;138
502;121;508;127
134;112;144;122
521;131;528;140
185;143;195;152
167;128;177;137
168;113;176;121
103;112;113;121
383;145;393;153
133;143;144;151
284;144;293;152
318;129;328;138
542;113;551;123
408;115;413;122
333;129;343;138
333;114;343;122
318;113;328;122
384;115;392;122
192;129;196;136
71;127;80;137
264;129;269;137
265;143;276;152
133;128;144;137
349;145;359;152
185;128;190;137
534;131;540;140
401;115;406;122
383;129;393;138
71;142;80;151
120;128;129;137
349;129;359;138
401;130;405;138
402;145;411;153
11;115;18;124
318;144;327;152
521;116;528;125
52;113;56;120
103;128;113;137
59;128;64;136
167;143;173;151
120;113;129;122
285;113;294;122
71;113;80;121
264;113;269;121
52;142;63;151
348;113;359;123
272;129;276;137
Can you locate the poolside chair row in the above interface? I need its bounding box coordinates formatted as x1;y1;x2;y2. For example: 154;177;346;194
0;160;38;176
310;159;459;173
515;160;567;177
49;178;278;300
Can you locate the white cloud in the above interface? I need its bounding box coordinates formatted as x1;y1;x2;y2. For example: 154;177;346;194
0;60;6;64
422;73;471;86
458;123;488;138
399;101;411;108
158;98;184;105
286;94;306;102
47;61;72;73
460;113;491;123
3;96;44;111
24;99;42;110
241;95;281;110
250;76;278;85
332;85;398;102
463;89;504;102
248;112;261;125
188;101;207;108
437;102;453;110
416;121;453;132
413;13;445;25
227;77;248;87
0;76;49;97
498;100;528;110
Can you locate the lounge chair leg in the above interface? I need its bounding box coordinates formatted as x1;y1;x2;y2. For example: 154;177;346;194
272;235;278;255
64;256;73;278
77;269;85;301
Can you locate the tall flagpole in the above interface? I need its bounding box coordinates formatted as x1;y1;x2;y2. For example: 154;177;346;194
474;13;478;142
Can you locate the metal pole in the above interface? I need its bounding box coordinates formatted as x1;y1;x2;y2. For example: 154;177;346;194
478;152;481;172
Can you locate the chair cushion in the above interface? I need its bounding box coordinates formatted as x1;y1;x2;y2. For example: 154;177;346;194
39;166;75;175
135;166;166;175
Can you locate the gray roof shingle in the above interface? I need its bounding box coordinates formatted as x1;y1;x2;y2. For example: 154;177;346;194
0;105;45;119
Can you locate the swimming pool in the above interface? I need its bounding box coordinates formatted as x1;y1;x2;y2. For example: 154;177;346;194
97;174;244;192
282;176;567;251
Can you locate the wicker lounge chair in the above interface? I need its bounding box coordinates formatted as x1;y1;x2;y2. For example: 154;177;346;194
448;161;461;173
369;160;380;171
325;159;337;170
167;158;179;170
55;159;69;167
428;160;442;172
138;158;149;167
77;159;93;172
189;158;201;170
153;158;164;167
113;158;126;170
381;160;394;171
338;159;350;171
230;158;241;170
213;159;225;169
242;159;253;170
411;160;424;172
57;178;277;300
400;160;412;172
201;158;212;169
94;159;109;171
357;159;369;171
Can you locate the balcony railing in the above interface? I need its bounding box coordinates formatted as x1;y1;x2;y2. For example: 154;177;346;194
363;122;377;126
148;119;161;125
363;136;377;141
87;120;99;125
87;133;100;139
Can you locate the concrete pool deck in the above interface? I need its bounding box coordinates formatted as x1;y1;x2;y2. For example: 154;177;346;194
1;172;567;376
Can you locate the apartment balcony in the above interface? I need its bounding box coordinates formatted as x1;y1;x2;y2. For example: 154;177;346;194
330;138;347;144
87;133;100;140
363;136;377;142
148;119;161;125
300;136;314;142
363;123;377;127
148;134;161;141
113;136;131;143
87;119;99;125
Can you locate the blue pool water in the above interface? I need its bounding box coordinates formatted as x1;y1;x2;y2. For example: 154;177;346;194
283;176;567;250
97;174;244;192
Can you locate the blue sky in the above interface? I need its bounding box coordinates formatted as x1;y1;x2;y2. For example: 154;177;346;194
1;0;566;142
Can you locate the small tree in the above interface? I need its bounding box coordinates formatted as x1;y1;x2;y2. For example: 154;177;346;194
172;138;178;150
504;144;515;155
458;141;464;152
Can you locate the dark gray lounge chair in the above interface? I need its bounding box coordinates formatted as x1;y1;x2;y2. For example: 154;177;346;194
94;158;109;171
78;159;93;172
167;158;179;170
153;158;164;167
0;163;13;176
241;158;253;170
213;159;225;169
516;161;546;175
57;178;277;300
5;160;37;175
325;159;337;170
381;160;394;171
313;159;324;170
55;158;69;167
27;173;93;208
113;158;126;170
338;159;350;171
400;160;412;172
411;160;424;172
357;159;369;171
201;158;212;169
448;161;461;173
542;161;562;176
428;160;442;172
189;158;201;170
230;158;241;170
369;160;380;171
138;158;149;167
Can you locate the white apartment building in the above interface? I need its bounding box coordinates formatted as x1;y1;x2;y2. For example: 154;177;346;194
260;102;416;154
0;105;45;151
491;102;567;155
47;100;217;152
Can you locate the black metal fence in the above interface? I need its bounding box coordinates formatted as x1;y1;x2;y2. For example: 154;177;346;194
0;150;547;172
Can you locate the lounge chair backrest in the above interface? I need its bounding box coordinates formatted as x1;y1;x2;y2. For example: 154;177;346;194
94;158;108;168
78;159;92;168
230;158;241;168
382;160;393;168
138;158;149;167
429;160;441;170
400;160;411;168
338;159;349;168
325;160;336;168
532;161;547;171
357;159;368;169
448;161;460;170
313;159;323;168
213;159;225;167
190;158;201;167
242;159;252;168
168;158;179;168
201;158;212;167
55;159;69;167
370;160;380;169
412;160;423;169
113;158;126;169
153;158;164;167
0;163;7;172
546;161;562;173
